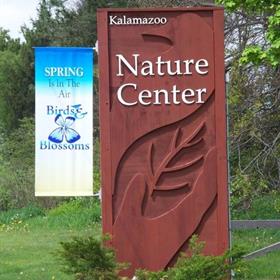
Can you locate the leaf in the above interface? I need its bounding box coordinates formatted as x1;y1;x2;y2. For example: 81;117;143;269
147;121;205;196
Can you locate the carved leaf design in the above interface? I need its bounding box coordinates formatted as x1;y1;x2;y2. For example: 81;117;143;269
147;121;205;196
113;146;217;276
111;102;217;277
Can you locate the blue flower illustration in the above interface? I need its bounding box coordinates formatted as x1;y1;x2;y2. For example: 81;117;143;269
48;114;80;143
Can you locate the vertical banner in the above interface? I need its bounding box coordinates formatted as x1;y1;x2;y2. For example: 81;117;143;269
98;7;228;276
35;47;93;196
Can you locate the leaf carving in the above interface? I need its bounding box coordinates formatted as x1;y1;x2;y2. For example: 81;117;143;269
113;146;218;276
147;121;205;196
112;96;218;277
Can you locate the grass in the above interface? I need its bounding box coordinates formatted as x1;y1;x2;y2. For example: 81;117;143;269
1;194;280;279
0;199;101;280
0;227;100;280
232;192;280;220
232;229;280;279
233;229;280;253
231;193;280;279
246;251;280;279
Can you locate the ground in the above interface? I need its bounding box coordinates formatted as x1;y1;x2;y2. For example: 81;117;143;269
0;197;280;279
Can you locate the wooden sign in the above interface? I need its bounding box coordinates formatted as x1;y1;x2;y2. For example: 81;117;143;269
97;7;229;276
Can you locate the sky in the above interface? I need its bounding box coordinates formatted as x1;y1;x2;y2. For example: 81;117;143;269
0;0;39;40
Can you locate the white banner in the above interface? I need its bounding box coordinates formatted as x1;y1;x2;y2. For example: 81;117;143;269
35;47;93;196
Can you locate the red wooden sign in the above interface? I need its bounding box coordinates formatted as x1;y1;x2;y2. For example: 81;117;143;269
97;7;229;276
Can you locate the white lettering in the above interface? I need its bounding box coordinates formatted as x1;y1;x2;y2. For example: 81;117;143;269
182;89;195;104
116;83;207;106
117;83;137;106
44;67;84;77
109;16;168;25
116;54;139;76
195;59;209;75
196;88;207;103
141;61;154;76
154;89;171;105
109;15;118;25
116;55;209;77
139;90;152;105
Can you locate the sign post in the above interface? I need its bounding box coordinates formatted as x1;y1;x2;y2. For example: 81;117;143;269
97;7;228;276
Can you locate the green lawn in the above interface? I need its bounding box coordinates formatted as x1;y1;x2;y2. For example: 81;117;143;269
231;194;280;279
0;227;100;280
0;199;101;280
246;251;280;279
3;226;280;280
232;229;280;279
1;198;280;279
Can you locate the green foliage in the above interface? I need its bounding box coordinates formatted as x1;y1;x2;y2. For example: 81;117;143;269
0;51;30;131
0;160;35;210
274;195;280;214
0;203;45;224
0;224;100;280
0;118;35;209
93;140;101;193
230;171;269;216
0;196;101;233
0;28;21;52
232;192;280;220
227;61;280;212
47;198;101;228
217;0;280;66
1;117;34;166
0;28;33;133
135;235;250;280
57;234;247;280
57;235;127;280
135;269;168;280
0;214;30;233
0;203;45;233
232;228;280;279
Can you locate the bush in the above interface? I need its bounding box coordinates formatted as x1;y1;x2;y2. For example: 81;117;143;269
230;171;269;218
0;117;36;209
136;235;250;280
58;234;249;280
0;163;35;210
57;235;128;280
232;191;280;220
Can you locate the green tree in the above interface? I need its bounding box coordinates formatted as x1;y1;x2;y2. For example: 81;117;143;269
0;28;21;52
218;0;280;212
0;118;35;210
0;50;33;132
217;0;280;66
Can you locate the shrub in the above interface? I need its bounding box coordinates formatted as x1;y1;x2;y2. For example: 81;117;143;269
230;171;269;218
57;235;128;280
0;118;36;209
58;234;249;280
136;235;250;280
